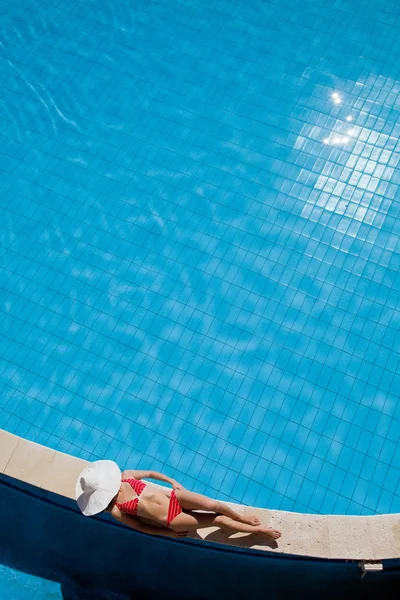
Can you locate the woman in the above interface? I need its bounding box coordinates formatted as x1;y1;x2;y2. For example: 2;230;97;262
76;460;281;539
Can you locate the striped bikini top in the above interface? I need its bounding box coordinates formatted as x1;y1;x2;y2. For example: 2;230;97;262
115;478;147;516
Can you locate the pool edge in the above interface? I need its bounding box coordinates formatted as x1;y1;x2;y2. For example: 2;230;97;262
1;427;399;561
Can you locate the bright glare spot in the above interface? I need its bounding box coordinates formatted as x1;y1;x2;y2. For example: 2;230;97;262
346;116;353;121
347;129;355;135
333;97;341;104
332;92;339;99
329;135;349;144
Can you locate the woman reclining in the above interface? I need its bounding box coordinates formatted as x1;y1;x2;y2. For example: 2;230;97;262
76;460;281;540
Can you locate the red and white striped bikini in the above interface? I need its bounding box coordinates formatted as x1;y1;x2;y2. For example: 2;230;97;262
115;478;183;527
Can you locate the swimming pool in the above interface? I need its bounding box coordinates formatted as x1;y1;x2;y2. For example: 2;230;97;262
1;0;400;517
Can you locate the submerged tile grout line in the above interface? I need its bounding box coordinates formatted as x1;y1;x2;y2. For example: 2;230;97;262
1;428;399;561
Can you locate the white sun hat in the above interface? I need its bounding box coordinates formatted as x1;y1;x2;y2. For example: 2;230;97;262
75;460;121;516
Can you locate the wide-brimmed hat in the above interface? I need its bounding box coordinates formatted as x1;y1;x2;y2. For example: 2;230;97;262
76;460;121;516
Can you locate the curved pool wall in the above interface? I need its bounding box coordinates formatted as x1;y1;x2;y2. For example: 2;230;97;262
1;430;400;599
1;0;400;520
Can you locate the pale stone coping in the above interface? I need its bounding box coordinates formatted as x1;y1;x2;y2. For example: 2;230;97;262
1;428;399;561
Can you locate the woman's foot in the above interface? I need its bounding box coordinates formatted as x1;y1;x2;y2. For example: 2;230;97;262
239;515;261;526
257;527;281;539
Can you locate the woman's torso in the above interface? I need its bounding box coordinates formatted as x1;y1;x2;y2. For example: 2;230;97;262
116;479;171;525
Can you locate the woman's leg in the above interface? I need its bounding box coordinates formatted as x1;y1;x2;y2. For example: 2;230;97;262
214;516;281;539
174;489;260;526
169;511;281;539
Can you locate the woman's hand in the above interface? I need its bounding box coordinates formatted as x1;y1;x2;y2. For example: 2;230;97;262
172;480;184;491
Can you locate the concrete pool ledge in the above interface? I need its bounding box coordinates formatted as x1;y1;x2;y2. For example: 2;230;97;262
1;428;400;562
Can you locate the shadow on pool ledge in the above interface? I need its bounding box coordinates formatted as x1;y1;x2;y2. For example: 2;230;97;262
1;474;399;600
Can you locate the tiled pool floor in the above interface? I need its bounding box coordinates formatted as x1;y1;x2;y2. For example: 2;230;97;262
1;0;400;515
0;565;62;600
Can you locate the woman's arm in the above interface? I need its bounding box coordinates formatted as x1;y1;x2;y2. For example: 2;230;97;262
111;507;186;537
122;470;184;490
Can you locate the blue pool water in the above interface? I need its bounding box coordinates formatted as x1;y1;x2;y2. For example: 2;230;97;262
1;0;400;517
0;565;62;600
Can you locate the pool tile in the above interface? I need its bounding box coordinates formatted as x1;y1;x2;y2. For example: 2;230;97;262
0;430;19;472
4;438;55;487
328;515;374;559
1;0;400;518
